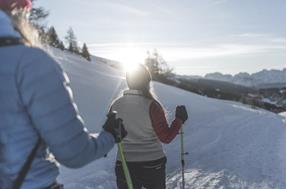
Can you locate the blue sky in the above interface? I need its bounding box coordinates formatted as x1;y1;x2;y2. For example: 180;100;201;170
36;0;286;76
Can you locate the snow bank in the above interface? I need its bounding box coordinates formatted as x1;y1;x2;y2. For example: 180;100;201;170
50;49;285;189
279;112;286;117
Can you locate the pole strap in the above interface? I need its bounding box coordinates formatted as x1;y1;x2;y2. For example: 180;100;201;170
12;138;41;189
0;37;23;47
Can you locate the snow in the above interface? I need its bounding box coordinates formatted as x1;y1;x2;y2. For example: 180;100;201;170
50;49;285;189
262;98;278;105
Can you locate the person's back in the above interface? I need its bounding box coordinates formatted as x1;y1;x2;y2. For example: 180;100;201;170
0;43;61;189
112;90;165;162
110;64;188;189
0;3;126;189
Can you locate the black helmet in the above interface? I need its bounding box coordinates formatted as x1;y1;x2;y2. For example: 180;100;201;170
126;64;152;91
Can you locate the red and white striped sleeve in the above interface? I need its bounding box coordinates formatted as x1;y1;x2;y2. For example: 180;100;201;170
149;100;183;144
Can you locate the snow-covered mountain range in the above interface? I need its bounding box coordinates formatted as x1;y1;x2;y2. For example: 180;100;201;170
49;48;285;189
205;69;286;88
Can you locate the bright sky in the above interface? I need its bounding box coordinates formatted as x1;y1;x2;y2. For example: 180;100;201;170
37;0;286;76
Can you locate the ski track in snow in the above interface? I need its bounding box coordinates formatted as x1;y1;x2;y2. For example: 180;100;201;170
49;49;285;189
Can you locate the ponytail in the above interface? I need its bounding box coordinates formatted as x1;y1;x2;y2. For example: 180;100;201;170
142;83;160;101
143;89;154;99
10;10;41;47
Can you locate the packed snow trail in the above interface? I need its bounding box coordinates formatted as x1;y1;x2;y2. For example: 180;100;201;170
49;49;285;189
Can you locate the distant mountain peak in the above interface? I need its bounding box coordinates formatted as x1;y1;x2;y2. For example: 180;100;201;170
204;68;286;88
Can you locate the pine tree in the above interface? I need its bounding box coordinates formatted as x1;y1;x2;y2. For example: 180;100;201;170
37;26;48;44
81;43;91;61
47;26;60;48
65;27;79;54
29;0;49;28
59;41;65;50
68;42;74;52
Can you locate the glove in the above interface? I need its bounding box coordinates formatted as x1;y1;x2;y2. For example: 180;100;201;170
103;111;127;143
176;105;188;124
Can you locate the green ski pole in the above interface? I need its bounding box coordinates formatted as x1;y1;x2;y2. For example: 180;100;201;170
117;119;134;189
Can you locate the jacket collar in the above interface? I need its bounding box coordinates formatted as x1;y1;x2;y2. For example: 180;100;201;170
0;10;21;38
124;90;144;96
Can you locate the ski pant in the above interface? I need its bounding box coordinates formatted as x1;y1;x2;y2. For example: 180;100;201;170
115;157;167;189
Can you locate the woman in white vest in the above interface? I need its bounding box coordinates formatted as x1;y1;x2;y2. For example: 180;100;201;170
110;64;188;189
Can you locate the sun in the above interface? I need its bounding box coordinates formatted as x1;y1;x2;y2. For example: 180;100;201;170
113;43;146;73
123;59;141;73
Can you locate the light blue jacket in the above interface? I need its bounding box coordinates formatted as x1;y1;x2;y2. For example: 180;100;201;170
0;13;115;189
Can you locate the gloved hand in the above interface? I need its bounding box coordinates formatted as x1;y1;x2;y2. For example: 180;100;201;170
176;105;188;124
103;111;127;143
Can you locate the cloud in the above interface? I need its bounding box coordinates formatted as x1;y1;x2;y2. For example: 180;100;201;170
89;41;285;63
160;44;284;62
88;41;285;75
212;0;229;5
101;2;149;16
233;33;270;38
232;33;285;42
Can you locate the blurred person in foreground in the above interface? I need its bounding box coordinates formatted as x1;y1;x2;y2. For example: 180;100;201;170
0;0;126;188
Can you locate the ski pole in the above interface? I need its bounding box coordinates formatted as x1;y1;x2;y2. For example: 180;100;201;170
180;127;188;189
117;119;134;189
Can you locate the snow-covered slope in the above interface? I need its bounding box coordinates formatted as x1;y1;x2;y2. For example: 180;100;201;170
205;69;286;88
50;49;285;189
279;112;286;118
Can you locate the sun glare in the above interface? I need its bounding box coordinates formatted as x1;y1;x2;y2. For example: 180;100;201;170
108;43;146;73
123;61;141;73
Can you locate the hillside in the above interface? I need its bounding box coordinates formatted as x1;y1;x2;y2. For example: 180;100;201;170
172;75;285;113
49;49;285;189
